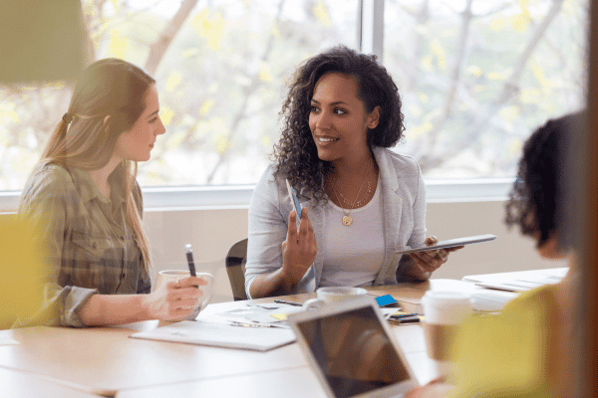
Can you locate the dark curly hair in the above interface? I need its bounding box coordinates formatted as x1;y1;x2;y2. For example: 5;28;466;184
505;111;584;251
273;45;405;203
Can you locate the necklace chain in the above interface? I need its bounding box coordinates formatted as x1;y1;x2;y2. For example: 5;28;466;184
330;163;373;226
334;180;372;207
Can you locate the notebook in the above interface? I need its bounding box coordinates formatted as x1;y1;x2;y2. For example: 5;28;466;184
130;319;296;352
288;297;418;398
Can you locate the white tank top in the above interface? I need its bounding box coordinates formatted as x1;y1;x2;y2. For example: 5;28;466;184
319;178;385;287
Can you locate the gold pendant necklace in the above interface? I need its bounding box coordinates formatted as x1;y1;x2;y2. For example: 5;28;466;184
331;165;371;227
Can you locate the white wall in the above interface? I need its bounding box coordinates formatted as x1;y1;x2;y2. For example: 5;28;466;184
144;200;568;303
144;208;249;304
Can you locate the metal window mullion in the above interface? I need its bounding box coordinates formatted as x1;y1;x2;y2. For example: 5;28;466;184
359;0;384;62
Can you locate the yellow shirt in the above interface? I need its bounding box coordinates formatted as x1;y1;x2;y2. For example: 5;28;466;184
449;285;557;397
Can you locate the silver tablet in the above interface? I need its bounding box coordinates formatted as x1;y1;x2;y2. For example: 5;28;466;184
288;297;418;398
395;234;497;255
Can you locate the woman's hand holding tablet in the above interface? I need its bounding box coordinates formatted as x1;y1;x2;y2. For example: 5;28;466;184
398;235;496;278
405;236;456;276
396;234;497;255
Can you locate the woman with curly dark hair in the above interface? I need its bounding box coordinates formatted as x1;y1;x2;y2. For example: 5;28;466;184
245;46;457;299
504;114;577;256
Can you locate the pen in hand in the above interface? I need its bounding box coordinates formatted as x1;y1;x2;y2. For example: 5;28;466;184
185;244;196;277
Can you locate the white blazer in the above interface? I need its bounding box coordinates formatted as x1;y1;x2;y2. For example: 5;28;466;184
244;147;427;298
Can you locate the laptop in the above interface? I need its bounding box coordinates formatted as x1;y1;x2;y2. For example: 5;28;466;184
288;297;419;398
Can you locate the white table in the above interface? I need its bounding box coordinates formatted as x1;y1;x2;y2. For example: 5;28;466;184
0;282;452;397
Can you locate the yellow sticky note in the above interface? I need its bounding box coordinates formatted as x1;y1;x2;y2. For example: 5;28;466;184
270;313;288;321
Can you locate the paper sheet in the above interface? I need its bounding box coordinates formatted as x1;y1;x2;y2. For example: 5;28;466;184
0;336;19;346
209;303;304;327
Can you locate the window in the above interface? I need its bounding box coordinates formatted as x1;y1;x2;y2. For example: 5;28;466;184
0;0;589;210
384;0;587;179
0;0;357;190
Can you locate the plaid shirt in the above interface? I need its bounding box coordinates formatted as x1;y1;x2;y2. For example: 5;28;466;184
16;161;150;327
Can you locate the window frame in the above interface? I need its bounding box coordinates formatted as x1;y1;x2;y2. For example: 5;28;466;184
0;179;514;213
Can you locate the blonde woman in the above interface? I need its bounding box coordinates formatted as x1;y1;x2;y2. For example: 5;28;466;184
17;59;206;327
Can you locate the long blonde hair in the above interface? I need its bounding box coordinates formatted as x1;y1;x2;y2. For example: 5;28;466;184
41;58;154;271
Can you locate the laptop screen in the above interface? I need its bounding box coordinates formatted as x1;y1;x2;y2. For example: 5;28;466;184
295;305;411;398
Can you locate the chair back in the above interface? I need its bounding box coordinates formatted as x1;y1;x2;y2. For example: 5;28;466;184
225;238;248;301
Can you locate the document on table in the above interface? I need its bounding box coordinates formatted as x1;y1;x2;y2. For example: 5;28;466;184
130;302;304;351
130;319;296;352
463;268;568;292
214;302;304;326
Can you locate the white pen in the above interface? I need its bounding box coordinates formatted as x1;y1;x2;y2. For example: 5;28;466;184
229;321;278;329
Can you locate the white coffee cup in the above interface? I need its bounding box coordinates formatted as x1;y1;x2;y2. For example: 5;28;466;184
154;270;215;320
421;290;472;378
302;286;368;310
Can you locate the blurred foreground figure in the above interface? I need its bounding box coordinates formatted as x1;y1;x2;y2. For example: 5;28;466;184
0;0;86;83
0;219;50;329
406;111;583;398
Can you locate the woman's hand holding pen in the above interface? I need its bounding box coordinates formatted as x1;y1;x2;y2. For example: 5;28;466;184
408;236;463;276
246;208;316;298
281;207;317;285
142;276;208;321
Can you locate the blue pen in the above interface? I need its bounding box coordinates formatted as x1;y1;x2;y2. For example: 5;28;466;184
285;179;302;219
185;244;196;277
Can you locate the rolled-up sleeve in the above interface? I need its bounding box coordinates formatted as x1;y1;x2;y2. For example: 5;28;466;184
12;283;97;328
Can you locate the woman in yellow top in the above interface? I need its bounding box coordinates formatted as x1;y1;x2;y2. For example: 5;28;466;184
406;111;582;397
